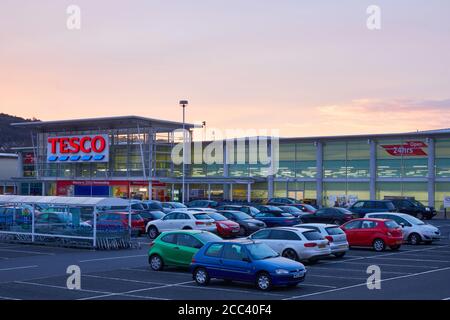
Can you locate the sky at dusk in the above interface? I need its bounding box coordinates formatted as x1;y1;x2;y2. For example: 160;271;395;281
1;0;449;139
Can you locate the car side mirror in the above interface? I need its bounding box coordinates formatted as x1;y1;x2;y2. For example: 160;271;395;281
399;223;405;227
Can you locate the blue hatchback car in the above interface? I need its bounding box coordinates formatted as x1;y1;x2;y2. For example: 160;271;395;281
190;240;306;290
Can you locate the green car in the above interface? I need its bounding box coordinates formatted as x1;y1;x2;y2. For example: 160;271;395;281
148;230;222;271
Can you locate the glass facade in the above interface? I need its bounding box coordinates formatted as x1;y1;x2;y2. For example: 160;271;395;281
323;141;370;179
436;138;450;177
376;182;428;205
277;143;316;178
376;139;428;178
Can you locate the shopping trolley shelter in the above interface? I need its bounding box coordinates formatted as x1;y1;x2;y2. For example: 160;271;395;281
0;197;449;300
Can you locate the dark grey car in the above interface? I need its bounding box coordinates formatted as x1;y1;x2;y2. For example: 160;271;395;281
218;210;266;236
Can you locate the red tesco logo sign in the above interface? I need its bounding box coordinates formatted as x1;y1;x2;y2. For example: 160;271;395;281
47;134;109;162
48;136;106;154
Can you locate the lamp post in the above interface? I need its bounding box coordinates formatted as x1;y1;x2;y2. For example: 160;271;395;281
179;100;188;204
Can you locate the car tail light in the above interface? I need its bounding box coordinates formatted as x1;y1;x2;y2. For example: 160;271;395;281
325;236;333;243
191;257;196;263
195;221;205;225
149;241;155;248
304;242;317;247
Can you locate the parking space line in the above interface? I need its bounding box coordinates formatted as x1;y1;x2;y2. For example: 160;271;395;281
83;274;178;286
295;283;337;289
309;266;411;275
0;248;55;256
0;265;38;272
284;266;450;300
79;255;148;263
368;257;450;263
15;281;112;295
0;295;21;300
79;280;195;300
123;267;189;276
307;274;367;280
80;293;170;300
339;261;439;269
178;284;287;297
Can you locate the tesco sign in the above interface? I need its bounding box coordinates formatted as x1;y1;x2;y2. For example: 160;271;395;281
47;134;109;163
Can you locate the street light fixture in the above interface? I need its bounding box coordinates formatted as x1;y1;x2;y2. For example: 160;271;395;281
179;100;188;204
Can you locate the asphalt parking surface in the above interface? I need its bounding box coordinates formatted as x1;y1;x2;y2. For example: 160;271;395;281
0;219;449;300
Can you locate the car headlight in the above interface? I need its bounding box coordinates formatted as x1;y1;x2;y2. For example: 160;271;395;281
425;207;430;211
218;223;228;228
247;223;256;227
275;269;290;275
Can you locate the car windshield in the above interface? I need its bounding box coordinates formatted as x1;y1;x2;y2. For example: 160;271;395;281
207;212;227;221
194;213;212;220
336;208;352;214
171;202;187;208
151;211;165;219
246;243;279;260
410;200;424;207
249;207;260;214
325;226;345;235
195;232;222;243
227;211;252;220
303;204;317;212
265;206;283;212
404;215;425;225
385;220;400;229
283;206;301;213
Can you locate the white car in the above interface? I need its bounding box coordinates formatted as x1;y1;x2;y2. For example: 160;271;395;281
365;212;441;245
146;210;216;239
248;227;331;264
187;208;217;213
296;223;349;258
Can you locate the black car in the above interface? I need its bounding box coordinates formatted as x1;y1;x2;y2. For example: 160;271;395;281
186;200;219;208
348;200;397;218
278;206;305;218
300;207;355;225
389;199;436;220
216;204;260;217
138;210;166;225
218;210;266;236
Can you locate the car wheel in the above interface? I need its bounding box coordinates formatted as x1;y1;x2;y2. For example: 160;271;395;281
256;272;272;291
282;248;299;261
194;268;210;286
333;252;346;258
373;239;386;252
390;245;401;251
147;226;159;240
408;233;421;245
149;254;164;271
182;226;192;230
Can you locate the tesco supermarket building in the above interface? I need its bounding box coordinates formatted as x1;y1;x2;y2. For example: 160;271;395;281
9;116;450;210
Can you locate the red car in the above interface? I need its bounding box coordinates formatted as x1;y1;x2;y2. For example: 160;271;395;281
206;212;240;238
340;218;403;252
90;212;146;236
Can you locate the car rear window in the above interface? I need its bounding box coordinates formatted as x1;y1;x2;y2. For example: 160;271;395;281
195;232;222;243
385;220;400;229
194;213;211;220
325;226;345;235
207;213;227;221
302;231;324;240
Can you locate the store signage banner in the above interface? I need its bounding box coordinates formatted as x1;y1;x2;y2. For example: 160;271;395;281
381;141;427;156
47;134;109;163
444;196;450;208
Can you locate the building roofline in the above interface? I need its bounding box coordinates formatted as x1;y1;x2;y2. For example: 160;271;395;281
10;115;201;131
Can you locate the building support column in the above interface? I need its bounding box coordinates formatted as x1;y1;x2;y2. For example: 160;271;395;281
229;184;233;201
316;141;323;207
247;183;251;203
427;138;435;207
268;175;274;199
369;139;377;200
171;184;174;201
207;184;211;200
223;142;231;200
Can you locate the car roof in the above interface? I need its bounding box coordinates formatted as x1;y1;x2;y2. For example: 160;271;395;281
266;226;312;233
208;239;256;245
352;218;391;222
162;229;205;235
298;223;338;228
366;212;408;217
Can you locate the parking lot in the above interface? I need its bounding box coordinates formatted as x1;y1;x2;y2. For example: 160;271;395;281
0;219;449;300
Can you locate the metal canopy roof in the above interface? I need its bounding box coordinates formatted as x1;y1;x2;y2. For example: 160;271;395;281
10;115;200;132
0;195;130;207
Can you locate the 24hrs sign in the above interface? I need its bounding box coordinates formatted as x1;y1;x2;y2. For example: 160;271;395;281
381;141;428;157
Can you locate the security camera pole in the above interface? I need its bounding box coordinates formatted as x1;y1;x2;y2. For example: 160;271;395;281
179;100;188;204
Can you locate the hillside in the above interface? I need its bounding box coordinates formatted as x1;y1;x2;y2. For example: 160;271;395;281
0;113;39;152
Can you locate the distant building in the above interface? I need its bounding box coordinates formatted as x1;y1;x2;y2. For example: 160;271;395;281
0;153;19;194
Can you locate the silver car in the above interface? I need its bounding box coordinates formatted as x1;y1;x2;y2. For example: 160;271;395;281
248;227;331;264
365;212;441;245
296;223;349;258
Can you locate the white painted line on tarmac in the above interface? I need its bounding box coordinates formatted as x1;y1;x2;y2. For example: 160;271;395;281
0;248;55;256
369;257;450;263
310;266;411;275
307;274;367;280
284;266;450;300
15;281;111;295
83;274;175;286
179;284;287;297
0;265;38;271
297;283;337;289
0;295;21;300
123;267;189;276
339;261;439;269
79;255;147;263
